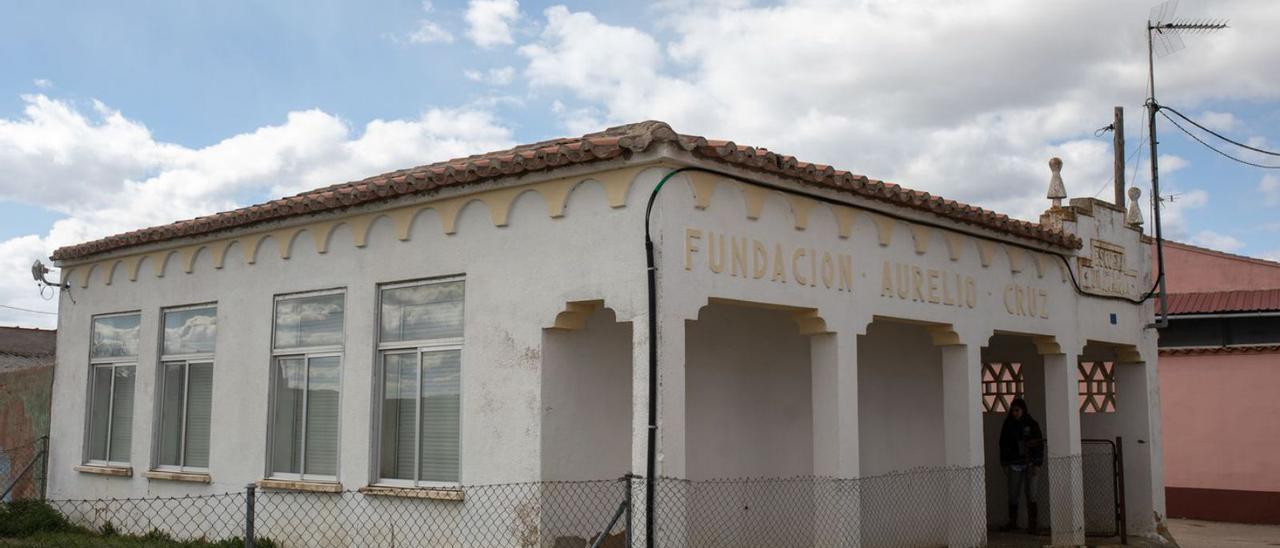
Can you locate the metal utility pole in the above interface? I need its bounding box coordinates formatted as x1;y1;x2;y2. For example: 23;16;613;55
1114;106;1126;209
1145;0;1227;328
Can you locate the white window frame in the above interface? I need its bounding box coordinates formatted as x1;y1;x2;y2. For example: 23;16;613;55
152;303;217;474
84;311;141;468
372;276;464;489
266;288;345;483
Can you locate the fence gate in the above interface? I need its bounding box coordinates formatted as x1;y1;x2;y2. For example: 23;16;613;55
1080;438;1126;541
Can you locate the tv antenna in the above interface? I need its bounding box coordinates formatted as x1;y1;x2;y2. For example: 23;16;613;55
1145;0;1226;328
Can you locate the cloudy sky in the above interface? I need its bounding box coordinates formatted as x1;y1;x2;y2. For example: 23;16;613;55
3;0;1279;328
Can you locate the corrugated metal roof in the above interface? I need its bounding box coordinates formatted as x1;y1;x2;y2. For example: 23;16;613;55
1164;289;1280;315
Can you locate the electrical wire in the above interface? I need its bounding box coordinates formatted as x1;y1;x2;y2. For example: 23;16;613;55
1159;110;1280;169
1160;105;1280;157
0;303;57;315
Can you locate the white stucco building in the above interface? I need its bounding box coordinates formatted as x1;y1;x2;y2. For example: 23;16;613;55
45;121;1162;547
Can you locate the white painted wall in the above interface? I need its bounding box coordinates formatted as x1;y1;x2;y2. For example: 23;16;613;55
46;144;1164;544
856;320;945;475
686;303;813;480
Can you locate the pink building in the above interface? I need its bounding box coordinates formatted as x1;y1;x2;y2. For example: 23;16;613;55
1157;241;1280;523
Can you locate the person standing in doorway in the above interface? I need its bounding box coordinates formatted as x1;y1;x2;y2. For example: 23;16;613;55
1000;397;1045;533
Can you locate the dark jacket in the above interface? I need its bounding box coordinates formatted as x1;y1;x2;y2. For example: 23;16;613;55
999;415;1045;467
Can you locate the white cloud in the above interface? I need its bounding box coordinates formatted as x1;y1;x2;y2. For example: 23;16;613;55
33;79;52;89
518;1;1280;222
464;66;515;86
1159;188;1209;241
1188;230;1245;252
0;94;514;327
465;0;519;48
408;19;454;44
1196;110;1238;132
1260;174;1280;205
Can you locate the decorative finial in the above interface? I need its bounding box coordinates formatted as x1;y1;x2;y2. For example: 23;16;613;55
1047;157;1067;207
1126;187;1144;226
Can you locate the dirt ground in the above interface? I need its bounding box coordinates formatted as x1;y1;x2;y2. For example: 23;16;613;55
1167;519;1280;548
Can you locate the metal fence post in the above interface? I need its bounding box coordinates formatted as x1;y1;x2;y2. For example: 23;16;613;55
244;483;256;548
624;474;634;548
38;436;49;501
1115;436;1127;545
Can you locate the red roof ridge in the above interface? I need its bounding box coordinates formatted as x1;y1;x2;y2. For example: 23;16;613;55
51;120;1081;262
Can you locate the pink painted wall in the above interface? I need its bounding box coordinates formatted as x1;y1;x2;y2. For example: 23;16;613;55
1159;241;1280;293
1160;351;1280;493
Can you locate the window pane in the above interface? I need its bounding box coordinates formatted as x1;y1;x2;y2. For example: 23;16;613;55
163;307;217;355
274;294;344;349
303;356;340;476
157;362;186;466
108;366;135;462
379;352;418;481
420;350;460;482
270;357;306;475
380;281;464;343
91;314;141;358
88;367;113;461
183;363;213;468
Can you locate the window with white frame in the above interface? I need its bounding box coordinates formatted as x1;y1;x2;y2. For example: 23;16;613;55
86;312;142;466
268;291;344;480
375;278;463;486
155;305;217;471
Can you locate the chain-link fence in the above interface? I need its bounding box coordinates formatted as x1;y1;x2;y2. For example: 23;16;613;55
0;436;47;502
11;463;1105;547
1080;439;1120;538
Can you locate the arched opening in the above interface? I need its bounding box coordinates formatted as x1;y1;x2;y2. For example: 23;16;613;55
540;303;633;544
856;318;948;546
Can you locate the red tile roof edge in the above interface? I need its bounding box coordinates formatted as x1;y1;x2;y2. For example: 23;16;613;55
1159;344;1280;356
1161;289;1280;315
51;120;1082;262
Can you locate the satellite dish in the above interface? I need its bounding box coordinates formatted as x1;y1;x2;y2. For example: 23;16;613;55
31;260;65;288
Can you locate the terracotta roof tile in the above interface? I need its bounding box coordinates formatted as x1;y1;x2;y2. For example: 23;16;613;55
52;120;1082;262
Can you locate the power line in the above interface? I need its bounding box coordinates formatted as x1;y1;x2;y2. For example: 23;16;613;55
1160;105;1280;157
1159;110;1280;169
0;304;57;315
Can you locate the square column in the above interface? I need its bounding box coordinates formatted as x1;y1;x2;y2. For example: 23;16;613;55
811;331;860;547
631;310;689;547
940;341;986;548
1114;356;1155;536
1041;343;1085;546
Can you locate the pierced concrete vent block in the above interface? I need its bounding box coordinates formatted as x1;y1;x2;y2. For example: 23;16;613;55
1078;361;1117;413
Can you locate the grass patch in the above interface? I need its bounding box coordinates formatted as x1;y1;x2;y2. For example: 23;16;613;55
0;501;274;547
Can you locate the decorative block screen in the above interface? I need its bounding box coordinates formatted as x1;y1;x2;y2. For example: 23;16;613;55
981;362;1023;413
1078;361;1116;413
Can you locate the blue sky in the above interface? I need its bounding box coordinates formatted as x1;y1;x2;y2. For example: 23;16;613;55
2;0;1279;326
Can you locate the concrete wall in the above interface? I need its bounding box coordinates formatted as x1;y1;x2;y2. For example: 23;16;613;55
1;364;54;499
1160;241;1280;293
1161;351;1280;494
541;307;633;483
856;321;944;475
686;303;813;480
48;162;667;504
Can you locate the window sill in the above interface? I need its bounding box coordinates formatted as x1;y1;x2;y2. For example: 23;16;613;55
257;478;344;493
75;464;133;477
358;485;464;501
144;470;211;483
